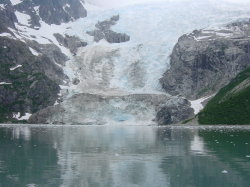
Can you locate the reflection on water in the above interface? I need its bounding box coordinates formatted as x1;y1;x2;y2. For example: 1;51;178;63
0;125;250;187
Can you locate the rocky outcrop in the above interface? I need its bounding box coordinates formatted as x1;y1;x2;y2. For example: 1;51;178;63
24;40;69;84
27;40;68;65
54;33;87;54
29;93;193;125
160;20;250;100
156;98;194;125
14;0;41;28
34;0;87;25
87;15;130;43
0;1;17;33
0;37;63;122
0;0;87;30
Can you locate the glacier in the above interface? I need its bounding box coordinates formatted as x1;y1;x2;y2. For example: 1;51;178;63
63;0;250;94
11;0;250;124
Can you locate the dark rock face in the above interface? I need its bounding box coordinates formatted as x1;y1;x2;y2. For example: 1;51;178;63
22;40;67;84
87;15;130;43
156;98;194;125
72;78;80;85
0;1;17;33
0;0;87;30
0;37;62;122
160;21;250;100
26;40;68;67
54;33;87;54
32;0;87;25
0;0;88;123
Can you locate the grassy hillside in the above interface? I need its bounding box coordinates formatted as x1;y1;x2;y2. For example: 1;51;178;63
198;67;250;124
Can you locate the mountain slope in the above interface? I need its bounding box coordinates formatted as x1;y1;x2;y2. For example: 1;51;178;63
160;21;250;100
0;0;86;122
0;37;62;123
198;67;250;124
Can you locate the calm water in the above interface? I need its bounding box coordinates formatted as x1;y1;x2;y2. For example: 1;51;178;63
0;125;250;187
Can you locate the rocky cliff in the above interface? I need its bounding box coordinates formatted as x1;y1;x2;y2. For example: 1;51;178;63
0;37;62;122
160;21;250;100
54;33;88;54
0;1;17;33
0;0;88;122
87;15;130;43
1;0;86;29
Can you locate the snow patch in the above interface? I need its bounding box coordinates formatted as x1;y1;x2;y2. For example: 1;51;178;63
10;0;22;6
13;112;32;120
15;11;31;26
190;95;214;115
34;6;40;15
29;47;40;56
10;65;22;71
194;35;212;41
215;32;232;37
0;4;5;9
63;3;71;11
0;33;12;37
13;20;72;56
54;100;60;106
0;82;12;85
19;113;32;120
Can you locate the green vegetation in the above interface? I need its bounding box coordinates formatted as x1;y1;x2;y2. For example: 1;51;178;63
182;117;195;124
198;67;250;124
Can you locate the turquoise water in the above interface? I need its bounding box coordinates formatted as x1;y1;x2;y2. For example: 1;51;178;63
0;125;250;187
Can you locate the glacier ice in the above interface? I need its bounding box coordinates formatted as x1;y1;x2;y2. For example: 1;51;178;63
64;0;250;94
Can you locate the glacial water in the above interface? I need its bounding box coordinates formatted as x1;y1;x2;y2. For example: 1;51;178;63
0;125;250;187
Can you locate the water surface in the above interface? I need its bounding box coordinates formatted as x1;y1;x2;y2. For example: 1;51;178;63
0;125;250;187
